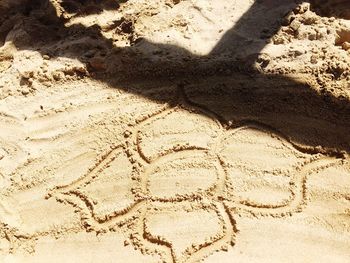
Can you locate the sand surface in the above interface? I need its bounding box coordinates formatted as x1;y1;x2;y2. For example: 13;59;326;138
1;0;350;262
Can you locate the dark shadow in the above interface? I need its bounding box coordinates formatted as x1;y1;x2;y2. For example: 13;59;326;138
1;0;350;155
310;0;350;19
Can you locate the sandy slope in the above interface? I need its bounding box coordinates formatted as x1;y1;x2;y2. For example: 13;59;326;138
0;1;350;262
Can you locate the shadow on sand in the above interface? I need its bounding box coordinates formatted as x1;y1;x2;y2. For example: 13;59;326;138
1;0;349;155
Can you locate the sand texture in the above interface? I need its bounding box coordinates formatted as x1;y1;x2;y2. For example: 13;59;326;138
1;0;350;262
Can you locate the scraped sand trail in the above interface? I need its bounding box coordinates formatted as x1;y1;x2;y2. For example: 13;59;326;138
1;0;350;262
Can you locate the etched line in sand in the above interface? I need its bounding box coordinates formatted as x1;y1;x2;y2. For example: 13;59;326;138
42;98;348;263
47;145;124;195
141;201;236;263
217;124;345;217
134;106;222;163
224;157;344;217
178;83;228;126
143;149;225;202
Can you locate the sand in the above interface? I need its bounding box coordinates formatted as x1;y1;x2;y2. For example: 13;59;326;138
0;0;350;262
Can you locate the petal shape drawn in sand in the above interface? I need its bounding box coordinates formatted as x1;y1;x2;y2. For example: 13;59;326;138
219;126;310;208
145;150;223;201
55;147;137;223
142;201;235;263
137;108;221;162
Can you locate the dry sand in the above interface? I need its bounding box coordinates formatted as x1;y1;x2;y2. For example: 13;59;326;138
0;0;350;262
